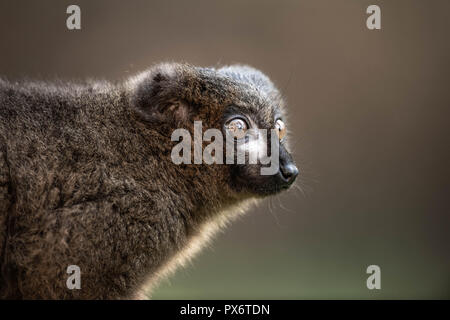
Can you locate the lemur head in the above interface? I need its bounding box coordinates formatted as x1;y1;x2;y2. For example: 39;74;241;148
129;63;298;197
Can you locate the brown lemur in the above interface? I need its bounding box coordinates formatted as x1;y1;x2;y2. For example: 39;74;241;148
0;63;298;299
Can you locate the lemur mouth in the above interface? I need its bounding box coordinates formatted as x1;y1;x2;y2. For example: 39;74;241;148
241;172;298;196
271;169;298;193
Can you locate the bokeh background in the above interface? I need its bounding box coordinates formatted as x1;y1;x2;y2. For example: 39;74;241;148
1;0;449;299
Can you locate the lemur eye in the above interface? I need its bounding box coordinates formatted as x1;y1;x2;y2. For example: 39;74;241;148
275;119;286;140
225;118;248;139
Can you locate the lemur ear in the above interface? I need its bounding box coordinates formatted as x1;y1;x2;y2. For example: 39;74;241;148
129;63;190;125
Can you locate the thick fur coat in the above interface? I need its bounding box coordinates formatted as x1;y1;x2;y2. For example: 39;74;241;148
0;63;295;299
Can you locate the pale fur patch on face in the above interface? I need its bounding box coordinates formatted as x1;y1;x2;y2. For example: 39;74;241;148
235;128;270;166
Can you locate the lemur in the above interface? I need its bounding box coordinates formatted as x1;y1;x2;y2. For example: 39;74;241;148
0;63;298;299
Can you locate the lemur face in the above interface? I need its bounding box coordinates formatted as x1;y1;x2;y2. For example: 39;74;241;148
217;66;298;195
131;63;298;196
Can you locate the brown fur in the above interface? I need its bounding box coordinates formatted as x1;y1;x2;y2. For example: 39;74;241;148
0;63;294;299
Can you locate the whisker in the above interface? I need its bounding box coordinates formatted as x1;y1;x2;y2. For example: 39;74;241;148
276;194;294;214
271;196;282;228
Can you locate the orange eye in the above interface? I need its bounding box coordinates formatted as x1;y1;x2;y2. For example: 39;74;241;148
275;119;286;140
225;118;248;139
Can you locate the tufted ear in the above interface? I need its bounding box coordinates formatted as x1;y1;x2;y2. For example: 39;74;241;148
128;63;191;126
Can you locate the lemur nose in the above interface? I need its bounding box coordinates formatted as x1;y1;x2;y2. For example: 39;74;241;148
280;162;299;184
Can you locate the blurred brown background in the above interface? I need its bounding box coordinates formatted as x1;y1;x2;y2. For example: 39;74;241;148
1;0;449;299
